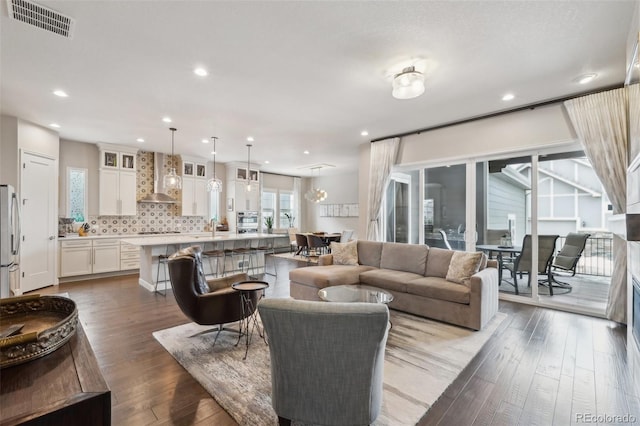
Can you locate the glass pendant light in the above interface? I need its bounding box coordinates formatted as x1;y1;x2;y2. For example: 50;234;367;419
163;127;182;190
304;166;328;203
246;143;252;192
207;136;223;192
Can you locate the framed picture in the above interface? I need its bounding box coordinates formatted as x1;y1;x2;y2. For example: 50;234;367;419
227;198;234;212
196;164;206;177
183;162;194;176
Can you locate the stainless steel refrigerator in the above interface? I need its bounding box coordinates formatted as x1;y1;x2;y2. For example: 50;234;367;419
1;184;20;298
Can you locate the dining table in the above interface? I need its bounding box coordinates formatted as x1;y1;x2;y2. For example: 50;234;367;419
476;244;522;284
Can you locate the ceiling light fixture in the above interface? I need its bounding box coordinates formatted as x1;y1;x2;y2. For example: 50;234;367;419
201;139;209;143
575;73;597;84
304;166;328;203
361;130;369;136
247;136;254;142
163;127;182;190
50;123;60;128
136;138;144;143
194;67;208;77
392;66;425;100
53;90;68;97
207;136;223;192
502;93;515;101
303;150;310;155
162;117;172;123
264;160;270;164
246;144;253;192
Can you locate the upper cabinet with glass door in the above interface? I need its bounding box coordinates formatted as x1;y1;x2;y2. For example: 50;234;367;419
180;156;207;179
99;146;137;171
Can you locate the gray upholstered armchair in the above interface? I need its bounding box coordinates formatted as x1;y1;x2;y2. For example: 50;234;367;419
257;298;389;426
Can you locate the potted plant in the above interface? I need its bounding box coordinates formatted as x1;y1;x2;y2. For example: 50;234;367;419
284;212;296;228
264;216;274;234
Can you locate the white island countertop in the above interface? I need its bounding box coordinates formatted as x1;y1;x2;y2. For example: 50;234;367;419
123;232;287;247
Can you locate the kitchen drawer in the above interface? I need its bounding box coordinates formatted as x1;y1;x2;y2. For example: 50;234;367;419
93;239;120;247
120;243;139;253
120;251;140;260
61;240;92;248
120;259;140;270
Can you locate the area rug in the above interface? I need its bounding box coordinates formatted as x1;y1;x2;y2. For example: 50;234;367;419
153;310;507;426
272;252;318;264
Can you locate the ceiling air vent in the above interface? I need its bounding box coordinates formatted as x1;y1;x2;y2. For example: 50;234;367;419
6;0;75;38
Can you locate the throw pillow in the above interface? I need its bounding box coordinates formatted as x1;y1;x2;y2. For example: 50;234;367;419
330;240;359;265
446;251;484;286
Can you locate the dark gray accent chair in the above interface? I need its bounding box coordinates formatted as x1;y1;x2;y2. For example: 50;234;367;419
551;232;590;285
258;298;389;426
503;234;559;295
167;246;257;342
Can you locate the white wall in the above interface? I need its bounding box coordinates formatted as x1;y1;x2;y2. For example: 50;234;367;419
306;171;359;236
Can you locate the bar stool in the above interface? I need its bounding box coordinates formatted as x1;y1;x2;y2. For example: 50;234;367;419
202;241;224;278
256;237;277;277
155;243;179;296
223;239;251;276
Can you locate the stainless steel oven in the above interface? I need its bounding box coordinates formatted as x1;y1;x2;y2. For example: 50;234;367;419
237;211;259;233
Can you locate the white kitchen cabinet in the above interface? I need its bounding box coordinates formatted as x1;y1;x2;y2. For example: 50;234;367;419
98;144;138;216
92;239;120;273
120;241;140;270
59;240;92;277
99;170;137;216
180;177;209;216
59;238;121;277
235;181;259;211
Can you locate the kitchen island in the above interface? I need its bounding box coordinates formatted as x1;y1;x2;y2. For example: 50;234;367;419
124;233;288;292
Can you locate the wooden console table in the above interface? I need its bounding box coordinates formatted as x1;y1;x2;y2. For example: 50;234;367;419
0;323;110;426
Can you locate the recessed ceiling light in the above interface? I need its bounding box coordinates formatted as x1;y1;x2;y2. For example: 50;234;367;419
575;73;597;84
247;136;254;142
211;151;216;155
50;123;60;128
136;138;144;143
361;130;369;136
303;150;310;155
502;93;515;101
264;160;270;164
53;90;68;97
201;139;209;144
162;117;172;123
194;67;208;77
635;61;640;69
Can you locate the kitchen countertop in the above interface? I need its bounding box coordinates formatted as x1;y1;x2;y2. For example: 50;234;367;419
58;231;232;241
124;232;287;247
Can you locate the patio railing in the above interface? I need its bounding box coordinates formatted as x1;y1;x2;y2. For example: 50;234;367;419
556;235;612;277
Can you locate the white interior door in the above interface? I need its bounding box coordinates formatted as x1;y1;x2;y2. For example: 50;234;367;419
21;152;57;292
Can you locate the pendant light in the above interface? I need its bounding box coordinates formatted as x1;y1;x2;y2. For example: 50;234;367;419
163;127;182;190
207;136;223;192
304;166;328;203
246;143;252;192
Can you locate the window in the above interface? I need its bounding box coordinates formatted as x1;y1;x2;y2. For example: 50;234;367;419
67;167;87;222
262;189;297;230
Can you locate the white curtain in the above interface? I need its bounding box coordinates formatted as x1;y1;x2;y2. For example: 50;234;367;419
564;87;628;323
367;138;400;240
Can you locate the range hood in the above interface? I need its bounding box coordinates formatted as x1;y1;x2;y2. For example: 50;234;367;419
138;152;177;204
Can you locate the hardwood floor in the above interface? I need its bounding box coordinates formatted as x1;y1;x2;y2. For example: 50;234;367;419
34;257;639;425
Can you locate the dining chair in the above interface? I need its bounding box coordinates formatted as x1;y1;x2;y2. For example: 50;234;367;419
503;234;559;295
340;229;354;243
307;234;328;256
295;234;310;257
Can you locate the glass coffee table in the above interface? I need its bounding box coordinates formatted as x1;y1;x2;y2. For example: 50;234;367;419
318;284;394;304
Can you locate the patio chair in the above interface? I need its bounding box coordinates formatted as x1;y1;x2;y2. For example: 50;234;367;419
503;234;559;295
551;232;590;286
437;229;453;250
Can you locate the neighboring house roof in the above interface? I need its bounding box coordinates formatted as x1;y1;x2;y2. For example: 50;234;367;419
513;164;601;197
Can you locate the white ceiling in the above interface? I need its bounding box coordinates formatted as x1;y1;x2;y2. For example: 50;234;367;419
1;1;636;176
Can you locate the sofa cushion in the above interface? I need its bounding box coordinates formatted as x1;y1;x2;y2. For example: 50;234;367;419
446;251;484;286
289;265;376;289
406;277;471;304
380;243;429;275
425;247;455;278
357;240;384;268
359;269;424;293
330;240;359;265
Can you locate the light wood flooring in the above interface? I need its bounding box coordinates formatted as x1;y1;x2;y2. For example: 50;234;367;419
33;257;638;425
